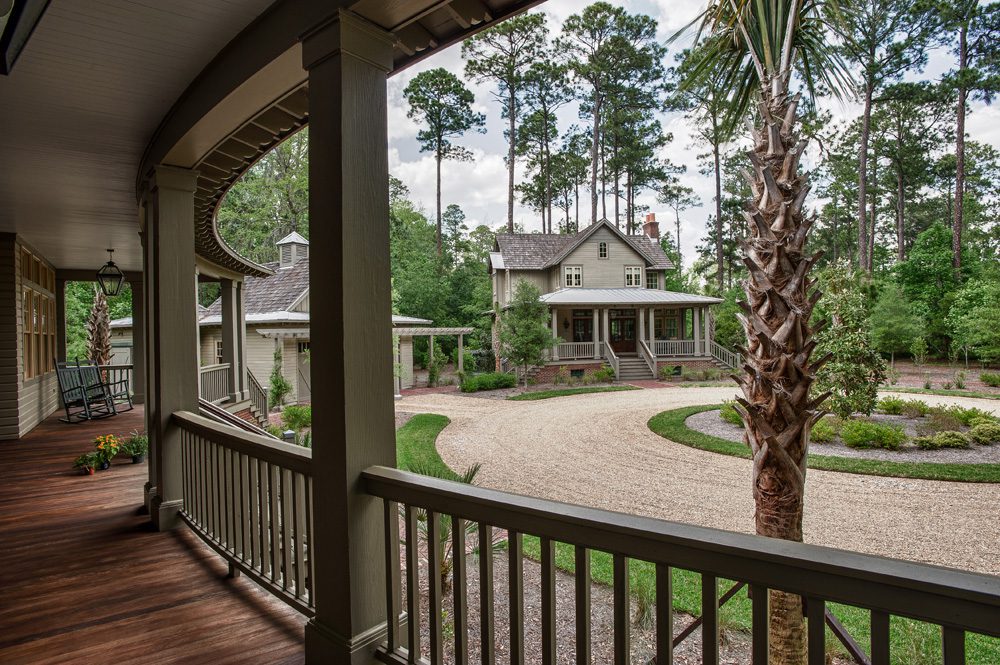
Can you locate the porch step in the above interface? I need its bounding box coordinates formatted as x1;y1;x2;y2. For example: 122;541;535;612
616;357;655;381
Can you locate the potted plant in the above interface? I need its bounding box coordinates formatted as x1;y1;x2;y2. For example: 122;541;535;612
93;434;121;471
73;452;97;475
121;432;148;464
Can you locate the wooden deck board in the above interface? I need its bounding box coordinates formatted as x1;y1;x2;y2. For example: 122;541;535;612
0;407;305;664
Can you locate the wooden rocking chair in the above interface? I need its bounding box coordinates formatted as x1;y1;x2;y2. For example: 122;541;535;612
55;360;116;422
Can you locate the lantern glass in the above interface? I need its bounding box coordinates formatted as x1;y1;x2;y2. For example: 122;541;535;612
96;260;124;297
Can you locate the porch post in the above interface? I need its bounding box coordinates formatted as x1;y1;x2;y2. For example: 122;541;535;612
457;334;464;373
693;306;701;356
704;307;711;354
128;275;145;404
551;308;559;360
301;12;396;664
638;308;645;344
145;165;200;531
648;307;655;348
55;278;67;362
603;308;610;353
220;278;241;403
592;308;600;359
237;280;248;399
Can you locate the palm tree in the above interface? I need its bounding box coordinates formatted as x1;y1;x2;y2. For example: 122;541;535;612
675;1;851;662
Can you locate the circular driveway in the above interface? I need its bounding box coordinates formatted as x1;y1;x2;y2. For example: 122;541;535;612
396;386;1000;575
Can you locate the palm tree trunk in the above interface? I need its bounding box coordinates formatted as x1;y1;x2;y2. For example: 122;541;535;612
954;24;968;274
736;82;827;665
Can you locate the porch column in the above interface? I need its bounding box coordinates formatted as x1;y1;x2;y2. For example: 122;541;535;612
55;278;67;362
220;278;242;403
145;166;200;531
551;308;559;360
302;12;396;664
128;275;145;404
237;280;248;399
693;306;702;356
704;307;711;355
648;307;655;347
592;308;600;359
602;308;610;354
638;308;645;344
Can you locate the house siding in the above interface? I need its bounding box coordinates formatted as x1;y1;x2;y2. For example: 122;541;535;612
199;327;222;366
560;227;646;289
246;330;277;395
399;336;414;389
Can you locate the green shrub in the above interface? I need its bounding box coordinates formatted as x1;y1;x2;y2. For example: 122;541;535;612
981;372;1000;388
930;431;971;449
901;399;930;418
268;347;292;409
917;410;963;436
591;365;616;383
265;423;284;439
969;422;1000;446
923;375;932;390
552;366;570;385
282;405;312;431
876;396;906;415
954;371;967;390
718;401;742;426
658;364;681;380
949;406;996;426
912;435;938;450
840;420;906;450
460;372;517;393
810;416;838;443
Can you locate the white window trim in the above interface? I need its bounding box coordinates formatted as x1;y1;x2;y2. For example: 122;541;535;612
563;265;583;288
625;265;643;288
646;271;658;290
598;241;608;259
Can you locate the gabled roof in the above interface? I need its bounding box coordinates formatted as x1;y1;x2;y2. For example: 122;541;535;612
203;257;309;319
276;231;308;246
494;219;673;271
392;314;432;326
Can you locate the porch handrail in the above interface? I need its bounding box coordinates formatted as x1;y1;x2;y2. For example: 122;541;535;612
653;339;696;357
172;410;314;616
199;363;231;403
710;341;742;370
247;370;268;425
363;465;1000;664
638;339;656;376
603;340;619;380
555;341;595;360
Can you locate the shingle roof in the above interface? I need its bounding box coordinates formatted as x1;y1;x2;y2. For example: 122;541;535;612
203;257;308;318
494;219;673;271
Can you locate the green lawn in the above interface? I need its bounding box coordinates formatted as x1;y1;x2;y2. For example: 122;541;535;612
648;404;1000;483
508;385;641;401
396;411;1000;663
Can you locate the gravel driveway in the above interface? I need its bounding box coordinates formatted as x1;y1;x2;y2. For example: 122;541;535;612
396;387;1000;575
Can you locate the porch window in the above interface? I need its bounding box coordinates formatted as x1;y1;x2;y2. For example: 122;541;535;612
20;250;55;381
646;271;658;290
571;310;593;343
665;315;679;339
215;340;224;364
563;265;583;287
625;266;642;287
598;241;608;259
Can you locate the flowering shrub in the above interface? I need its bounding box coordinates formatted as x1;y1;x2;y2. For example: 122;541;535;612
94;434;121;466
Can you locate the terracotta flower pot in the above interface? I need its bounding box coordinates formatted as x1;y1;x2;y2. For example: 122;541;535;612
82;467;94;476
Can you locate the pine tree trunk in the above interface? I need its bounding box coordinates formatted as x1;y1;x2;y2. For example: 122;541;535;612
590;100;601;226
508;91;517;233
613;138;620;229
713;134;724;292
896;136;906;262
436;146;443;256
954;24;968;274
675;212;682;270
857;81;874;274
736;83;827;665
869;152;877;271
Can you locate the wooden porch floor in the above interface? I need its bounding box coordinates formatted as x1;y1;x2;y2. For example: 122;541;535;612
0;407;305;664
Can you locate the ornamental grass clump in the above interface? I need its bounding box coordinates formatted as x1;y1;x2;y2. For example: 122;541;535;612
876;396;906;415
917;410;963;436
901;399;931;419
970;422;1000;446
840;420;906;451
916;431;971;450
719;401;743;426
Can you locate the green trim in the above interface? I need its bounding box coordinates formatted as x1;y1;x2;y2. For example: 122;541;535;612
881;386;1000;401
648;404;1000;483
508;385;641;401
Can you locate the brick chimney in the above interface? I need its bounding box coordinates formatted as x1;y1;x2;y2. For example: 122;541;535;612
642;213;660;240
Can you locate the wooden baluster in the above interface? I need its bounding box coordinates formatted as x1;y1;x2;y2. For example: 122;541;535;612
750;585;768;665
258;460;270;579
613;555;630;665
305;476;315;606
223;447;233;549
405;505;421;663
427;510;443;665
870;611;890;665
701;574;719;665
215;442;223;543
281;468;293;591
479;523;495;665
248;455;259;571
384;500;402;653
540;537;556;665
239;453;249;565
508;530;524;665
293;472;306;599
942;626;965;665
807;598;825;665
269;463;280;584
575;547;591;665
655;564;672;664
453;517;468;665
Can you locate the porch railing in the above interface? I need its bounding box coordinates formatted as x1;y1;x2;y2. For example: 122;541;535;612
98;364;133;394
653;339;696;357
553;342;596;360
364;466;1000;665
603;340;619;380
247;370;268;425
710;340;742;370
199;363;231;403
638;339;656;376
173;411;315;616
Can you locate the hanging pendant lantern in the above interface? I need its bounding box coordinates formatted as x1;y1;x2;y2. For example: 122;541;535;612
96;249;124;297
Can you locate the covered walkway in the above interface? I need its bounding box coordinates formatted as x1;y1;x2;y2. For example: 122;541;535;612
0;407;303;664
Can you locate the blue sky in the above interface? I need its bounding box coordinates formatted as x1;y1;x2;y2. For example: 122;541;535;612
386;0;1000;268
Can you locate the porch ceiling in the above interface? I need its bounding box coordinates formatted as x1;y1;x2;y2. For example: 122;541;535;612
0;0;544;276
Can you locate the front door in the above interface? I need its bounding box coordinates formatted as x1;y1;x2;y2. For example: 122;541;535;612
609;309;636;353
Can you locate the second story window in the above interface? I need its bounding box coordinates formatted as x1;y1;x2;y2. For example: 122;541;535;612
598;241;608;259
625;266;643;287
646;271;658;290
564;265;583;287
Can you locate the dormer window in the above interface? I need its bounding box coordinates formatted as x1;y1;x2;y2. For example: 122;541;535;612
564;266;583;287
625;266;643;287
598;241;608;259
